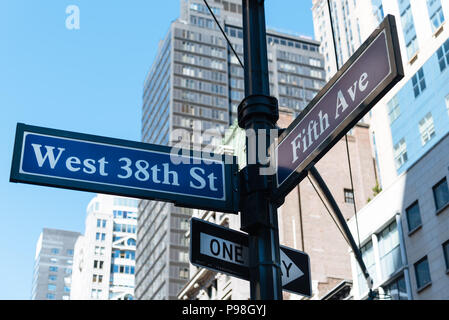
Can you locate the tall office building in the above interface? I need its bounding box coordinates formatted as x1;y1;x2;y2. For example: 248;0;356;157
70;194;139;300
312;0;449;188
312;0;449;300
31;228;80;300
137;0;326;300
348;132;449;300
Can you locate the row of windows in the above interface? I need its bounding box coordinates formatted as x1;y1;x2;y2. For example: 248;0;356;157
224;24;319;53
190;15;218;31
50;248;74;256
176;40;226;58
176;52;227;72
173;88;227;108
175;77;227;96
391;90;448;170
413;238;449;291
113;223;137;234
399;0;445;61
94;246;106;255
95;232;106;241
48;266;72;274
92;274;103;284
113;210;137;220
277;50;323;68
46;293;69;300
111;264;135;275
93;260;104;270
113;198;139;208
112;250;136;260
96;219;107;228
173;102;226;121
47;284;70;292
357;220;402;296
48;257;72;265
175;64;227;86
405;177;449;233
172;115;226;134
174;28;225;48
190;2;220;16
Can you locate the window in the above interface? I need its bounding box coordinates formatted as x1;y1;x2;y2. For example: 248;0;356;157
399;0;419;59
46;293;55;300
180;268;189;279
427;0;445;33
48;284;56;291
97;219;101;228
67;249;74;256
49;266;58;272
91;289;102;299
412;68;426;98
443;240;449;271
406;201;422;232
378;220;402;278
437;39;449;71
433;178;449;211
344;189;354;204
96;232;105;241
393;138;408;169
418;112;435;145
357;241;377;296
64;286;70;293
387;95;400;124
51;248;60;255
65;268;72;275
414;256;431;290
48;275;57;281
383;275;408;300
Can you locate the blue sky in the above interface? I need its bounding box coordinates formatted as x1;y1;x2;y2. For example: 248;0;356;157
0;0;314;299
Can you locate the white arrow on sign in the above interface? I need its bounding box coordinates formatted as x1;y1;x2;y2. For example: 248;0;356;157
198;232;305;286
280;248;304;286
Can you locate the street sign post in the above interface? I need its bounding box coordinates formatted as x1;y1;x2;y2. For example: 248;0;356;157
190;218;312;297
274;15;403;199
10;123;239;213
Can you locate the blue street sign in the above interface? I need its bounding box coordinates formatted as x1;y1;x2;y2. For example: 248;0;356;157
10;123;239;213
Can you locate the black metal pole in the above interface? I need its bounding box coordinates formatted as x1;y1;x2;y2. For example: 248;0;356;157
308;166;373;290
238;0;283;300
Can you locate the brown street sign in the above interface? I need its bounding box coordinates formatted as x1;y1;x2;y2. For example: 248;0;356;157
274;15;404;199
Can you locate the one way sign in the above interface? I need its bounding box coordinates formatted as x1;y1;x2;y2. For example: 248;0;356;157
280;246;311;296
190;218;312;297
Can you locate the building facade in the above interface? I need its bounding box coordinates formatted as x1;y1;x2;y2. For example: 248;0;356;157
312;0;449;189
348;132;449;300
136;0;326;300
31;228;80;300
178;107;378;300
70;194;139;300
